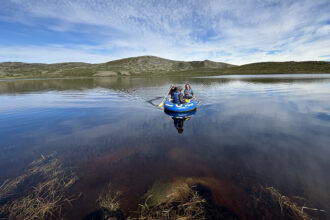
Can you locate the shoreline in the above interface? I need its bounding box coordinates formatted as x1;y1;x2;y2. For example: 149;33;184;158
1;72;330;81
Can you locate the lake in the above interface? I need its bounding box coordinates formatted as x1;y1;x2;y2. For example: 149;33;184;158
1;74;330;219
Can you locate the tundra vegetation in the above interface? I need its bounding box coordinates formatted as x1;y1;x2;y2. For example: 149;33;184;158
0;56;329;79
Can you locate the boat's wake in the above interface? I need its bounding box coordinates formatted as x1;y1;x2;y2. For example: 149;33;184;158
146;96;164;107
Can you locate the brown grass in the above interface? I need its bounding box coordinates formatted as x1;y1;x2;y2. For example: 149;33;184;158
0;154;78;220
129;179;326;220
97;184;121;211
267;187;310;219
251;186;326;220
136;190;205;220
84;177;327;220
128;182;206;220
92;180;206;219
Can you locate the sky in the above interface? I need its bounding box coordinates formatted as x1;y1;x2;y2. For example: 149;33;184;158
0;0;329;65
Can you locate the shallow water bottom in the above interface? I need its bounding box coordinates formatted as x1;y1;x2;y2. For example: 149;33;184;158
0;75;330;219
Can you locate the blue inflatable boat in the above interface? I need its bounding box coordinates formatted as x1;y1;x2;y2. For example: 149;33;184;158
164;99;197;112
164;109;196;118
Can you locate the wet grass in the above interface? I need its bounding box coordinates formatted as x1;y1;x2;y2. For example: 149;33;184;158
253;186;326;220
0;154;78;220
83;178;326;220
86;181;210;220
266;187;311;219
0;156;326;219
97;184;121;212
133;186;207;220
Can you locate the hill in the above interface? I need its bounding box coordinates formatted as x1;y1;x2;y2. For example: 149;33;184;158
0;56;235;78
0;56;329;79
216;61;330;75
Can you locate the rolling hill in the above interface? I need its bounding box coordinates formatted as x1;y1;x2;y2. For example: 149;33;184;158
0;56;329;79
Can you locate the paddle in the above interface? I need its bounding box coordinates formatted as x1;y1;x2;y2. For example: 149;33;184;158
158;86;172;108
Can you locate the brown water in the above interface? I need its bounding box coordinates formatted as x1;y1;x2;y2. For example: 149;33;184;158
1;75;330;219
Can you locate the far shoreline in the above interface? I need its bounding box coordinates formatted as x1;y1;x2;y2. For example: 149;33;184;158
0;56;329;79
1;72;330;81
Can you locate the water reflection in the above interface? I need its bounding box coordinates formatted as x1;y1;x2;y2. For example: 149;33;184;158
164;110;196;134
1;74;330;95
1;75;330;219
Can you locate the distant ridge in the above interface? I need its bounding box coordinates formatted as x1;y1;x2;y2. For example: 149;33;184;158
217;61;330;75
103;56;235;74
0;56;329;79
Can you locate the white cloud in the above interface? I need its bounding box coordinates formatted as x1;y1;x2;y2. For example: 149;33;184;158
0;0;329;64
0;45;114;63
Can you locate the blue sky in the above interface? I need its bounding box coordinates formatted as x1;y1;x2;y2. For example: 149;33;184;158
0;0;329;64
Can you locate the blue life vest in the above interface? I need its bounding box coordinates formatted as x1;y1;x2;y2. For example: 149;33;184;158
173;92;181;104
184;89;193;98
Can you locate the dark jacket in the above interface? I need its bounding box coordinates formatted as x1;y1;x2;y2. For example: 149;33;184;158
173;92;186;104
169;87;177;98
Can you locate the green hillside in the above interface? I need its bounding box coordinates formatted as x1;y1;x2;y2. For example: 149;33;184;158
0;56;329;79
217;61;330;75
0;56;234;78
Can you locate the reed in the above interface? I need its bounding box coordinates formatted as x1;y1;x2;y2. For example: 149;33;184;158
97;184;121;212
0;154;78;220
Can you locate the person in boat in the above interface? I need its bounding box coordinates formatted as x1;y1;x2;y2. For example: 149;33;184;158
184;83;194;99
168;85;177;99
173;86;186;104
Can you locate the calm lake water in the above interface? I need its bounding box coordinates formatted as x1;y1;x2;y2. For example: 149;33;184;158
1;74;330;219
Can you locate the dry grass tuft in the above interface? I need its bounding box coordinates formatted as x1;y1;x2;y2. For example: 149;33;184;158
0;154;78;220
97;184;121;211
266;187;326;220
130;184;206;220
252;186;326;220
266;187;310;219
140;180;193;208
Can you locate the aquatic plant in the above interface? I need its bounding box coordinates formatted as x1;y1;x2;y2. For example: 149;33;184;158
131;184;207;220
251;186;326;220
97;184;121;212
83;183;124;220
0;154;78;220
82;176;327;220
131;178;326;220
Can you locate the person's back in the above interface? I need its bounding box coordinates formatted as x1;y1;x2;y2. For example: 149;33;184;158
169;85;177;99
173;87;185;104
173;91;181;104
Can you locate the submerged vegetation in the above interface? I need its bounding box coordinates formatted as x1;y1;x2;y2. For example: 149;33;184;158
0;56;329;79
83;178;325;220
0;154;78;220
250;186;326;220
0;155;326;219
133;185;208;219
